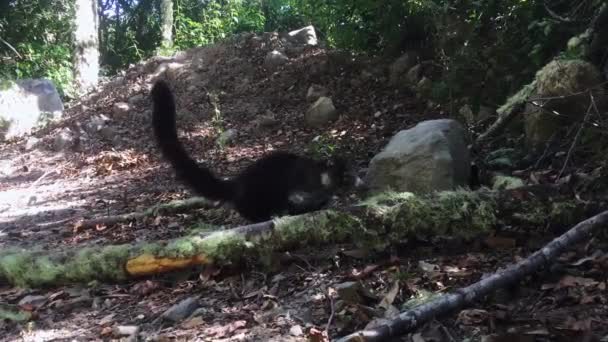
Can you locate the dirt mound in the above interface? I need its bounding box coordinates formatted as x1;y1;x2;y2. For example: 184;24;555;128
0;29;435;248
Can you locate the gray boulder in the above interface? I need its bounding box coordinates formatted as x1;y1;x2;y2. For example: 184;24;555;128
0;79;64;140
305;97;337;127
287;26;318;46
365;119;471;194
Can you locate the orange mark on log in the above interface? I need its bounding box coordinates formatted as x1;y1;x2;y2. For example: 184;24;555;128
126;253;209;276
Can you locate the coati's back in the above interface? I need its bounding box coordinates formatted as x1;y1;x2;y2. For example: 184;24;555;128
229;152;302;221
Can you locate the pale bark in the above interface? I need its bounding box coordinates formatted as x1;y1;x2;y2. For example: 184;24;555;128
160;0;174;49
73;0;100;94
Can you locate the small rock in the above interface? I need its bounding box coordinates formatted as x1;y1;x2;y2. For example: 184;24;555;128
255;114;279;133
405;64;422;85
24;137;40;151
153;62;185;80
335;281;364;304
389;52;419;85
459;104;475;124
99;126;118;144
53;128;76;152
18;295;47;308
216;128;238;147
128;94;144;105
113;102;130;118
161;296;200;322
492;175;525;190
112;325;139;339
289;325;304;337
109;76;125;87
83;114;110;133
305;96;338;127
416;76;432;97
264;50;289;69
172;50;189;62
306;84;328;102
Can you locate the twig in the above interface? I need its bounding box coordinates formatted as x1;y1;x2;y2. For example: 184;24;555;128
326;289;336;335
543;1;576;23
533;131;558;169
335;210;608;342
558;93;595;179
0;37;22;59
22;170;58;205
473;81;537;147
436;320;456;342
74;197;217;229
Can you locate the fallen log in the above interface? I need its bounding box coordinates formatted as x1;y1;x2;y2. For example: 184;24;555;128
0;186;596;288
335;209;608;342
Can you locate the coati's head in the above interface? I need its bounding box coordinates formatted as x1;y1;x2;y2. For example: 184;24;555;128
323;156;364;190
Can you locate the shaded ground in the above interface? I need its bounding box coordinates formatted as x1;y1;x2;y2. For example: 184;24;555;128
1;32;608;341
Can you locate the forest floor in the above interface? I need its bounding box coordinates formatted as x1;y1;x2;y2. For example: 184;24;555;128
1;32;607;342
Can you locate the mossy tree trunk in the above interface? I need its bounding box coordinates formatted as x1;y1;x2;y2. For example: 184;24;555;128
0;186;597;288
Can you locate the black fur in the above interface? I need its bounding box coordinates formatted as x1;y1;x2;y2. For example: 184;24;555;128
151;80;345;222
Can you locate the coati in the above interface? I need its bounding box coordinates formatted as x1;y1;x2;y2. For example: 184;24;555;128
151;80;347;222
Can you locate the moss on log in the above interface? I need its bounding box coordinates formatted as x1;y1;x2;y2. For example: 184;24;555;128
0;186;591;288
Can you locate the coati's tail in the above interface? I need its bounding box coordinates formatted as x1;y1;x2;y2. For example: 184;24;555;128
151;80;234;201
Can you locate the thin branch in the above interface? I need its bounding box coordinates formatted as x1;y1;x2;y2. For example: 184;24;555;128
335;210;608;342
326;289;336;335
558;93;595;179
543;1;575;23
0;37;22;59
74;197;218;229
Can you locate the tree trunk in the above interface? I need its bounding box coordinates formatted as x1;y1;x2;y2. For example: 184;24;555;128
160;0;173;49
0;186;598;288
73;0;100;94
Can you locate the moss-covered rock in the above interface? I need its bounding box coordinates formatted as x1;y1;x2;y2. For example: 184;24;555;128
524;59;606;148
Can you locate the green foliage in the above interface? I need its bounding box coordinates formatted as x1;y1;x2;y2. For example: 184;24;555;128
99;0;162;74
308;134;338;159
173;0;265;50
1;0;603;109
0;0;75;97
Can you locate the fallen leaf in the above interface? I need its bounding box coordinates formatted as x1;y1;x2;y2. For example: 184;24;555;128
203;320;247;338
484;236;516;249
130;280;160;296
457;309;490;325
378;280;399;310
98;313;115;326
100;326;113;336
308;327;329;342
412;333;426;342
182;316;205;329
570;250;604;266
341;249;370;259
556;275;598;289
